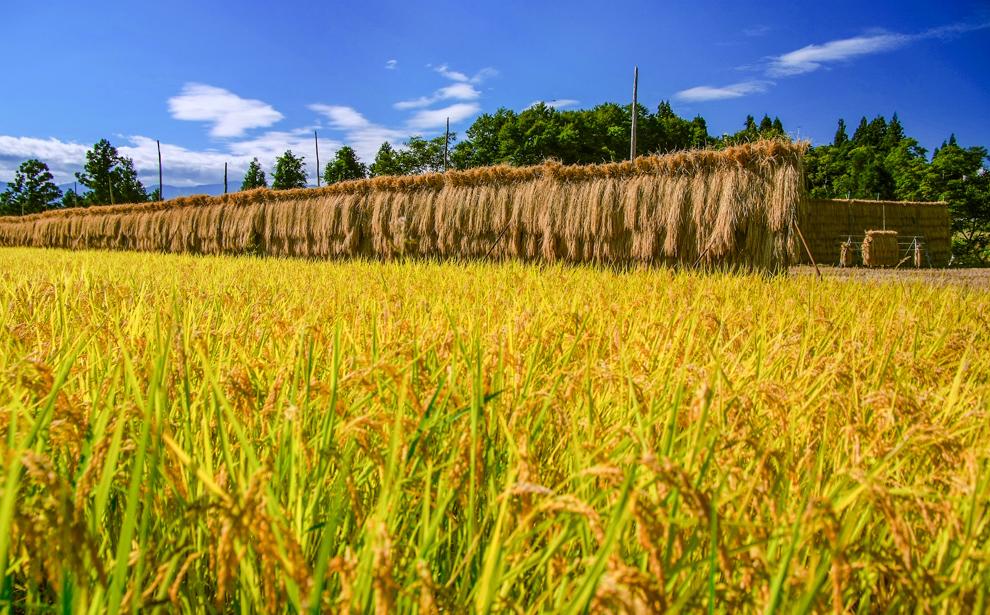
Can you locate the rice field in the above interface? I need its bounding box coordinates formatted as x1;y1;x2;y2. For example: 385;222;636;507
1;247;988;613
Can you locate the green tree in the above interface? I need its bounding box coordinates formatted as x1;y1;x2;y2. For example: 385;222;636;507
75;139;147;205
402;135;453;174
923;137;990;264
61;188;84;209
833;119;849;147
323;146;367;184
369;142;408;177
772;117;785;136
271;151;308;189
884;113;905;150
725;115;762;145
884;138;928;201
645;101;706;153
0;159;63;215
497;103;565;166
241;158;268;190
450;109;518;169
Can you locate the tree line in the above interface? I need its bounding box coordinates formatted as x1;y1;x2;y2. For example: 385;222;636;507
3;102;987;262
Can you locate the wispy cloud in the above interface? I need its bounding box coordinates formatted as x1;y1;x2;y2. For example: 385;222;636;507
674;80;773;102
768;33;910;76
432;64;498;84
168;83;283;138
743;25;772;37
395;82;480;110
526;99;580;110
309;104;405;161
769;21;990;76
309;104;372;131
309;64;494;158
406;103;481;130
675;19;990;102
385;59;398;70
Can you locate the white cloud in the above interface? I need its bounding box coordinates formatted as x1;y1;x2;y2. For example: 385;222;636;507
677;19;990;102
395;83;481;110
385;59;398;70
1;64;502;187
120;136;252;187
168;83;283;138
434;64;469;82
310;64;495;157
309;104;405;161
0;136;89;182
526;99;580;110
227;128;339;183
309;104;371;130
0;131;339;188
769;21;990;77
768;33;910;76
406;103;481;131
471;67;499;83
432;64;498;84
674;80;773;102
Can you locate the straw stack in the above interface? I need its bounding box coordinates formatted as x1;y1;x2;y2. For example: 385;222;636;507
862;230;899;267
0;140;806;272
798;199;950;267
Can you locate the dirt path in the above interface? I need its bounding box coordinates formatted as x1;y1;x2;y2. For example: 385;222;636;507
791;265;990;288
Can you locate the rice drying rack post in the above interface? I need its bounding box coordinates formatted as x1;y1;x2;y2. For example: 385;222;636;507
630;66;638;162
792;221;822;279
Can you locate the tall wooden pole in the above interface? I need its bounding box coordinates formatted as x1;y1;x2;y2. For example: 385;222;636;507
444;117;450;172
630;66;639;162
314;130;321;187
224;163;228;194
157;139;163;201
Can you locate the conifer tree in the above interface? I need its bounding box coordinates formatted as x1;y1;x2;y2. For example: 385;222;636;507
75;139;147;205
0;159;62;215
241;158;268;190
323;146;368;184
271;151;307;190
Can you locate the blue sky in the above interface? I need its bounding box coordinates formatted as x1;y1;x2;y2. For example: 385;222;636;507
1;0;988;187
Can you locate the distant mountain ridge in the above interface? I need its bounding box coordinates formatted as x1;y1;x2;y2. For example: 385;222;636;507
1;181;231;201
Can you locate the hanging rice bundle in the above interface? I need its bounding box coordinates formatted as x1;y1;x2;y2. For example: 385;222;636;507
839;239;856;267
0;140;806;272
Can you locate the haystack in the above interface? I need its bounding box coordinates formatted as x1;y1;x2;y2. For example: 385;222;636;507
861;230;899;267
0;140;806;272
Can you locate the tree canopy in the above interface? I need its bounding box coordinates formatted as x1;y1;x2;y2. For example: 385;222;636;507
0;159;62;215
323;146;367;184
241;158;268;191
271;151;307;190
75;139;147;205
369;142;405;177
